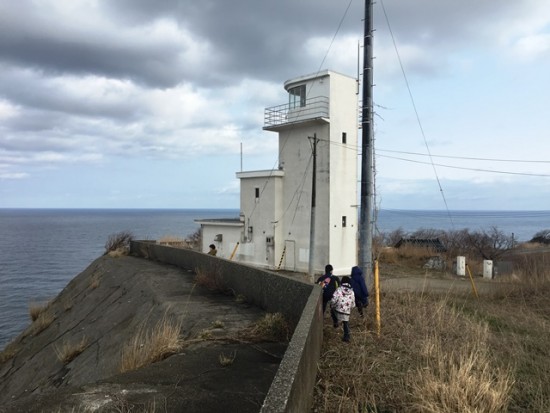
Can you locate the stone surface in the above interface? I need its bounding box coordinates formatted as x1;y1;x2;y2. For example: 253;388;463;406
0;255;287;412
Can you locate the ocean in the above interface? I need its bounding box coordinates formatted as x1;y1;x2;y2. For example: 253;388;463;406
1;208;549;349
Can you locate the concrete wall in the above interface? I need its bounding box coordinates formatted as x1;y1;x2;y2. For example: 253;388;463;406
130;241;323;412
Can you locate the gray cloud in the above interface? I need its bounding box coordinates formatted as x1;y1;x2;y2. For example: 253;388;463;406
0;0;548;208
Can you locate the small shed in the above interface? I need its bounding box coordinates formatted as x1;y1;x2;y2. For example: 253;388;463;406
394;238;447;253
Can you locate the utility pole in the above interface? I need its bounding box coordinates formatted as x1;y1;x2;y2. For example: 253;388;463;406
359;0;374;286
308;133;318;281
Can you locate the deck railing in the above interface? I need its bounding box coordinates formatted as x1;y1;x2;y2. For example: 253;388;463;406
264;96;329;128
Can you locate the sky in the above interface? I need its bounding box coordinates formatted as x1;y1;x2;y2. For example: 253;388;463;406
0;0;549;210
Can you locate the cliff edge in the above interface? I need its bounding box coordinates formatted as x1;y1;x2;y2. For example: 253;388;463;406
0;255;286;412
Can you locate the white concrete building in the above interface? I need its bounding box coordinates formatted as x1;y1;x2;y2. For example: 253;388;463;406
197;70;358;275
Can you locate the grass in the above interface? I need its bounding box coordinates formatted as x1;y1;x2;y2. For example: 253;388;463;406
29;301;49;321
158;235;188;248
54;337;89;364
0;341;19;364
194;265;227;292
313;270;550;412
219;351;237;367
29;303;54;336
120;314;183;373
247;313;290;342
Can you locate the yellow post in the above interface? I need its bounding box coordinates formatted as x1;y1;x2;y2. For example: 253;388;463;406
277;245;287;270
374;259;381;337
466;263;479;298
229;242;240;261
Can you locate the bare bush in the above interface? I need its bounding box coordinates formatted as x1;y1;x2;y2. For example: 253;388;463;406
185;228;202;251
467;226;515;260
104;231;134;255
378;226;517;266
530;229;550;245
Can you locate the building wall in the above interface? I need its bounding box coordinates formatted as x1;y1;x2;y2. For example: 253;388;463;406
278;71;358;275
327;73;359;274
277;122;330;274
238;172;284;268
201;224;242;259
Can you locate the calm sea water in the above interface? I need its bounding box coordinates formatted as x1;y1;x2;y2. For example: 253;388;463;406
1;208;549;348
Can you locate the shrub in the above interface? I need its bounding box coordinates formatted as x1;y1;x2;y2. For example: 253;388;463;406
185;228;202;251
530;229;550;245
104;231;134;255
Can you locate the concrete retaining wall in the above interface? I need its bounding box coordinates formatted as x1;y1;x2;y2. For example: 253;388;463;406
130;241;324;412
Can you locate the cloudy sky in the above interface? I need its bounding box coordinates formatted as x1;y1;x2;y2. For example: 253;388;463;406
1;0;549;210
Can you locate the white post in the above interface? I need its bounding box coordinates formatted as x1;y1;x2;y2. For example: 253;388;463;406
456;256;466;276
483;260;493;279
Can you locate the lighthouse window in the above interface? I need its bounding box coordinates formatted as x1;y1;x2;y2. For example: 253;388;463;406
288;85;306;108
342;132;347;144
255;187;260;199
342;216;347;227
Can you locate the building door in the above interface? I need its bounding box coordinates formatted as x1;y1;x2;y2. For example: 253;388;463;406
284;240;296;271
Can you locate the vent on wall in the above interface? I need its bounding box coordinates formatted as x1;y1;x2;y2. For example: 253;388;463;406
214;234;223;242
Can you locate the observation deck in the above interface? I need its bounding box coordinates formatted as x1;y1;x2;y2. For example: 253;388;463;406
263;96;329;131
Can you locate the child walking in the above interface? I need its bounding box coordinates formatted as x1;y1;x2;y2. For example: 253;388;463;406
330;276;356;342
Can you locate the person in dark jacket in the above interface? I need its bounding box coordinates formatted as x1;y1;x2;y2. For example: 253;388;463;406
350;266;369;317
316;264;340;326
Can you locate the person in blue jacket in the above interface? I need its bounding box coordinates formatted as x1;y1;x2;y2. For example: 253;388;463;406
350;266;369;317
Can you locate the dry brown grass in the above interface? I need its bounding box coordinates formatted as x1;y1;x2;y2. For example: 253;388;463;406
246;313;290;343
54;337;89;364
158;235;188;249
313;267;550;412
120;314;183;373
218;351;237;367
29;301;49;321
30;310;54;336
0;341;19;364
194;266;227;292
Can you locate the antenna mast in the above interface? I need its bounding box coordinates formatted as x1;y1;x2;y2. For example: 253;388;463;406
359;0;374;286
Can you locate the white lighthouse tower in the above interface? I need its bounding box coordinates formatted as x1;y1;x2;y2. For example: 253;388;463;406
197;70;358;275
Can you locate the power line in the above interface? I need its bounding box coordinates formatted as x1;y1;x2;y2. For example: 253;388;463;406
377;149;550;164
317;137;550;177
378;153;550;177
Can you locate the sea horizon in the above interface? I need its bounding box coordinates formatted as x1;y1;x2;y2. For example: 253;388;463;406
1;207;550;348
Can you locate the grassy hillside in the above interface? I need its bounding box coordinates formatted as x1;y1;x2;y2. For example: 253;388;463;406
313;254;550;412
